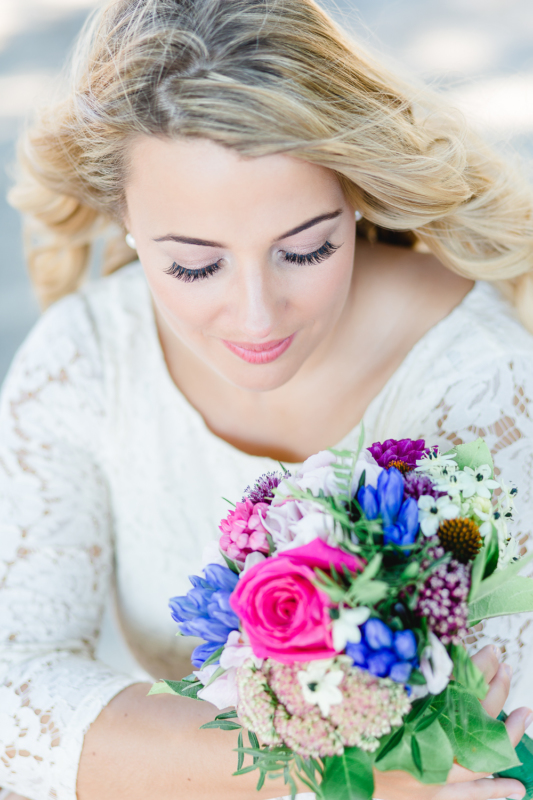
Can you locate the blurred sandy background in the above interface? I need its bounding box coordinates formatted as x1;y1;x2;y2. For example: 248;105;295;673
1;0;533;384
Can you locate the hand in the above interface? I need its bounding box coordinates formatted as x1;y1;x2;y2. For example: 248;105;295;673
373;644;533;800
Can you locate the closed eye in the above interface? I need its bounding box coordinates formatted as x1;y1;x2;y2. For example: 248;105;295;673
165;240;341;282
282;240;340;265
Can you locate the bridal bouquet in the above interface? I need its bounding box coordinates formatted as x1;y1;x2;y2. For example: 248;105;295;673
150;434;533;800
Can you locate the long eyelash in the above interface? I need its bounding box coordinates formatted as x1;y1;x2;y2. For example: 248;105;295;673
164;261;222;282
283;240;340;265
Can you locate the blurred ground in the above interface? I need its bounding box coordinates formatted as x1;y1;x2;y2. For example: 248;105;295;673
1;0;533;383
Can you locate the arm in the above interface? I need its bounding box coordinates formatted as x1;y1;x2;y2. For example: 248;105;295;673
0;298;139;800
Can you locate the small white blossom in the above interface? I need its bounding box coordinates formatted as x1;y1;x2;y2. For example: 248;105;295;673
297;659;344;716
416;450;458;476
420;633;453;695
418;495;460;537
458;465;500;499
497;478;518;515
332;606;371;652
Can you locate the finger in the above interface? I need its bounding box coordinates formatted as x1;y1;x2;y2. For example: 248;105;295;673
447;777;526;800
471;645;501;684
445;762;490;784
505;706;533;748
480;662;512;717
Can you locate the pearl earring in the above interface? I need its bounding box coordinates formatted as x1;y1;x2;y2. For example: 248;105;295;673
355;210;363;222
125;233;136;250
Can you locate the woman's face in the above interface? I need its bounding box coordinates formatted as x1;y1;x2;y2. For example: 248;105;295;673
124;136;357;392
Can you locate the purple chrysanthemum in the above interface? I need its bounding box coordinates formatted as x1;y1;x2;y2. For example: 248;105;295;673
416;543;470;645
403;472;445;502
368;438;430;471
236;659;410;759
243;471;284;505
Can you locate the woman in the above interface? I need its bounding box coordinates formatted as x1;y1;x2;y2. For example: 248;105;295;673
1;0;533;798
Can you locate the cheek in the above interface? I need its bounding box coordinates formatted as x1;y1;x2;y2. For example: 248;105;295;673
287;250;354;319
144;264;222;332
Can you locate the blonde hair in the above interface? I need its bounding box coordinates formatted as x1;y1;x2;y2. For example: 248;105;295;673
9;0;533;330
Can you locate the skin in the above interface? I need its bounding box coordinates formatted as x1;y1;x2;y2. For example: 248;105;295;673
12;138;532;800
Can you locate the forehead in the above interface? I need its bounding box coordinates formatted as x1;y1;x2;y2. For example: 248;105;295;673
124;135;344;241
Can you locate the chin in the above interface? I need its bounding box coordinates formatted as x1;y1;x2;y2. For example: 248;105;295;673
218;360;302;393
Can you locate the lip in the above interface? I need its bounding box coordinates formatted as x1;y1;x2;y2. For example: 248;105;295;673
222;334;295;364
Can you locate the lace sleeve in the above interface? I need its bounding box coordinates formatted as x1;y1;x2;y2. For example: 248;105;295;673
414;352;533;700
0;297;140;800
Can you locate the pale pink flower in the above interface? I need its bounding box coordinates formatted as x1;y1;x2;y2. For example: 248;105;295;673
195;665;239;710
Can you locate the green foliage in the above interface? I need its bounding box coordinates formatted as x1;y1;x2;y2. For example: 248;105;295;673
148;676;204;699
202;647;224;669
496;712;533;800
374;718;453;784
321;747;374;800
449;645;488;700
433;683;520;773
468;552;533;626
444;438;494;476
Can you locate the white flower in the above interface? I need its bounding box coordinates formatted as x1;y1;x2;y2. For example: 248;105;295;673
276;450;339;498
418;495;460;537
499;533;518;568
458;465;500;499
297;659;344;716
351;450;383;494
498;478;518;514
200;539;227;570
242;551;267;573
332;606;371;652
420;633;453;695
263;499;339;552
416;450;458;475
433;471;463;497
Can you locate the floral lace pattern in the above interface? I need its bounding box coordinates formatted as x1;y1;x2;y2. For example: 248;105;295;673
0;265;532;800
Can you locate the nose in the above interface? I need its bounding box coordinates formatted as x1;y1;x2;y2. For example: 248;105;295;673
233;263;280;340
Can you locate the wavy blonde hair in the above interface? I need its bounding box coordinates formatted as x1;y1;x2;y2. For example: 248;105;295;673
9;0;533;329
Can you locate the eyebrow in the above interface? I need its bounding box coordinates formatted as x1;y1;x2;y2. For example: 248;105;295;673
153;209;343;248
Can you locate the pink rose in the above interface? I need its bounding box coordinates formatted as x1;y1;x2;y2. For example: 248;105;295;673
230;539;365;663
219;500;270;563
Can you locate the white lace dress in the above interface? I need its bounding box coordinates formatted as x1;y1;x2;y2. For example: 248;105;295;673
1;263;533;800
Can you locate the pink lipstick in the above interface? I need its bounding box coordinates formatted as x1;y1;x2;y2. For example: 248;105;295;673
222;334;295;364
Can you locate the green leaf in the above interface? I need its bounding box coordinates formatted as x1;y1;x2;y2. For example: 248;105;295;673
375;720;453;784
469;545;487;602
411;736;422;772
200;719;242;731
496;712;533;800
147;678;203;699
449;644;488;700
237;730;244;771
202;646;225;669
468;575;533;626
220;550;242;574
483;526;499;579
321;748;374;800
434;683;520;773
469;550;533;604
374;726;405;762
405;696;433;725
215;709;239;720
444;439;494;476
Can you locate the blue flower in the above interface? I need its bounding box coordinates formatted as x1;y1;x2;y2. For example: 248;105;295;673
345;619;418;684
358;467;419;546
169;563;239;667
